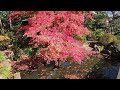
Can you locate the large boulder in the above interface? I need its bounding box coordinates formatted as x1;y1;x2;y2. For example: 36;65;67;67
102;42;120;59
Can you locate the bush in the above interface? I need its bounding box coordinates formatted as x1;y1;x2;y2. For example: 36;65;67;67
72;34;87;42
0;35;11;50
88;29;105;40
24;47;33;55
0;35;10;42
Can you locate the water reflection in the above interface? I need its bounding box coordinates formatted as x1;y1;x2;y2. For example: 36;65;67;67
19;61;120;79
102;66;119;79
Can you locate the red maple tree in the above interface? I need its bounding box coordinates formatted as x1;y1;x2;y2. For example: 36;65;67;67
9;11;95;65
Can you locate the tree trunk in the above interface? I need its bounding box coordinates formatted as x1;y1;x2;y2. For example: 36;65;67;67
0;18;2;29
9;11;13;30
0;18;5;34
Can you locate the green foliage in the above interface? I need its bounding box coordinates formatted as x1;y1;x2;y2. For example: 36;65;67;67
93;11;108;29
84;11;108;31
0;11;9;19
0;66;11;79
12;14;33;28
11;32;31;60
7;13;34;60
84;17;95;30
109;15;120;34
115;32;120;40
24;47;33;55
0;51;6;62
72;34;87;42
0;11;10;31
88;29;105;40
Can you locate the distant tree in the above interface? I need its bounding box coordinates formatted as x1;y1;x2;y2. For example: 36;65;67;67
104;11;120;34
84;11;108;31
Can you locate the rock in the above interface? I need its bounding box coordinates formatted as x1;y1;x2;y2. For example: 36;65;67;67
47;75;52;79
60;61;70;68
14;72;21;79
102;42;120;59
114;44;120;52
117;67;120;79
40;76;46;79
4;50;14;60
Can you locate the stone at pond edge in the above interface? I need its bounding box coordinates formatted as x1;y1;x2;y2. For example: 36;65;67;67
114;44;120;52
14;72;21;79
47;75;52;79
60;61;70;68
117;67;120;79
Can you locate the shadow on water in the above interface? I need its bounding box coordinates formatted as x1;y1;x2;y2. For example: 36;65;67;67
101;66;119;79
85;66;119;79
84;57;120;79
20;70;40;79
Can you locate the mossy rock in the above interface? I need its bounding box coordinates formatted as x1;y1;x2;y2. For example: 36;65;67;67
114;39;120;45
0;35;11;46
0;35;11;50
99;33;120;45
0;35;10;42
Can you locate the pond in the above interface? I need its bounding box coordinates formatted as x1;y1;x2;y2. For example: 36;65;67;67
15;58;120;79
20;62;70;79
101;66;119;79
20;67;120;79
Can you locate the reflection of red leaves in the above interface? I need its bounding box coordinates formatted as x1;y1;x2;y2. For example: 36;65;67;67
40;76;46;79
53;68;58;71
11;59;32;71
11;56;45;72
64;74;79;79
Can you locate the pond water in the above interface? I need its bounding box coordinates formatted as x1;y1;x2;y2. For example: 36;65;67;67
101;66;119;79
20;62;71;79
20;70;40;79
19;61;120;79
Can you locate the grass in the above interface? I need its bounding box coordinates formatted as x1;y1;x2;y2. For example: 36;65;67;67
0;51;11;79
0;66;11;79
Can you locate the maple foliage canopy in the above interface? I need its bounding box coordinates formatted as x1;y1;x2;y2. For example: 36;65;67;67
9;11;95;65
